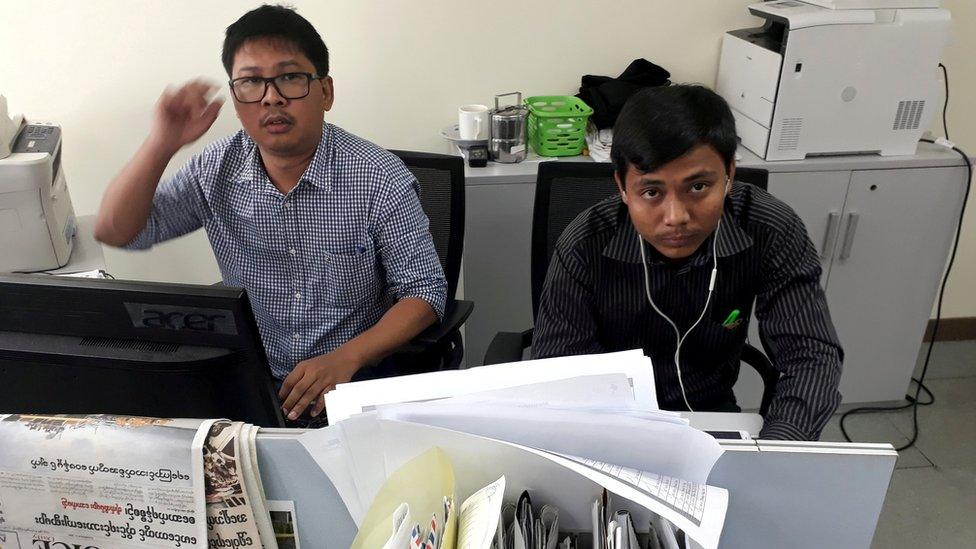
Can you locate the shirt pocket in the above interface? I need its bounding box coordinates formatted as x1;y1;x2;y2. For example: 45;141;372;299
324;244;378;307
708;290;754;344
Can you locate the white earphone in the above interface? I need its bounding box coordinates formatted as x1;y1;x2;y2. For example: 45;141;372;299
637;176;730;411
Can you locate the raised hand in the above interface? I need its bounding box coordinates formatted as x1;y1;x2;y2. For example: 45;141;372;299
150;80;224;152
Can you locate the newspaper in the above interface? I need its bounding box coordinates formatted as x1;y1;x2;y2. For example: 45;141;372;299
202;420;270;549
239;424;277;549
0;414;213;549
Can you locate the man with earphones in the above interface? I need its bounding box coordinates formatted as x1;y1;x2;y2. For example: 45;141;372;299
532;85;843;441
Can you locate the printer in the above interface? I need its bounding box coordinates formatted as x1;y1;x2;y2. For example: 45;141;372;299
0;96;76;272
716;0;951;161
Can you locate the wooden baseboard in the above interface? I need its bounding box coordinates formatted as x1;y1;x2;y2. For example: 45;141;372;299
924;316;976;342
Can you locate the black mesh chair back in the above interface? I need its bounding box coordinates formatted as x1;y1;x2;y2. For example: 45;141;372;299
532;162;619;317
382;150;472;373
390;150;465;302
734;166;768;191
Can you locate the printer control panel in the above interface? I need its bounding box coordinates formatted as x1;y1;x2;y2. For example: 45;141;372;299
12;123;60;155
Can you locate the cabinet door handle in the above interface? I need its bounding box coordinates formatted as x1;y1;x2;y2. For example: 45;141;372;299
839;212;860;260
820;211;840;259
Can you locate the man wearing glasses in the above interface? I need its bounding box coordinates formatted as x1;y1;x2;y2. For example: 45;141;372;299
94;5;447;423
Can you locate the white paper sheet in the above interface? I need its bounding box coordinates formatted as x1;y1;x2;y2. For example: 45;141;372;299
432;373;637;408
457;476;506;549
340;415;390;521
650;514;680;549
381;502;412;549
535;453;726;549
375;403;721;484
294;422;366;524
325;350;657;423
384;374;684;423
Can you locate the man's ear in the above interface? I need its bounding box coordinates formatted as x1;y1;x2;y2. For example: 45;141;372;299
614;171;628;204
321;76;335;112
726;162;736;194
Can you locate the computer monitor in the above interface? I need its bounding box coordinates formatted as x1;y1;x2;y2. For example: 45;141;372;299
0;274;285;427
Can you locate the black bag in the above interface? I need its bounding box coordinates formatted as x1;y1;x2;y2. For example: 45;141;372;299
576;58;671;129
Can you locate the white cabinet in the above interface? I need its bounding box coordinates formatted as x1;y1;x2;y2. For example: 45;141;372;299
735;166;968;408
762;171;851;285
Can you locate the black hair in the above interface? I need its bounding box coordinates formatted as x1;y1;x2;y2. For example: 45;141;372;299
222;4;329;77
610;84;737;183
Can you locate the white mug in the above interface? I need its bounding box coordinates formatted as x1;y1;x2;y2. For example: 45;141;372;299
458;104;489;140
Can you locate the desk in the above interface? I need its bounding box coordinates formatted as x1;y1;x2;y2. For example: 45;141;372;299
461;144;970;408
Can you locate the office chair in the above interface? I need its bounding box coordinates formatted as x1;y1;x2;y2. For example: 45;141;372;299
387;150;474;371
483;161;779;416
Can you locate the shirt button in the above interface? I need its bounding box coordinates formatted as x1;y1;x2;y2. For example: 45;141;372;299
294;292;301;300
289;248;297;255
292;332;300;340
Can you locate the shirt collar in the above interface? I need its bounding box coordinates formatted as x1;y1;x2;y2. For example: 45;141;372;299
602;197;753;266
235;122;332;194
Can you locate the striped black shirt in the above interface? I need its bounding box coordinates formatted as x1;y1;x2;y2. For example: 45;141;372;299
532;182;843;440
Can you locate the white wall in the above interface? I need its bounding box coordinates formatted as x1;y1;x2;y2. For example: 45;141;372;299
929;0;976;319
2;0;974;316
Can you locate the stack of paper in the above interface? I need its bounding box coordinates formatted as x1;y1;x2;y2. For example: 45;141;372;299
503;491;565;549
305;350;731;548
325;350;659;423
301;416;728;549
373;380;720;484
352;445;691;549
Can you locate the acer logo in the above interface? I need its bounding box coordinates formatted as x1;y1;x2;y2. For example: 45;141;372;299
124;303;238;335
141;310;227;331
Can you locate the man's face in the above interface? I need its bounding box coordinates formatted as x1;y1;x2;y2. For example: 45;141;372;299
230;37;334;158
616;144;734;260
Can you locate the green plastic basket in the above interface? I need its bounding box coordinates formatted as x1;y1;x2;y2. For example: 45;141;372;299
525;95;594;157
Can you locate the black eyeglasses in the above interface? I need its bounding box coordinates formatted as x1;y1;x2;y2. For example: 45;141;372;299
228;72;323;103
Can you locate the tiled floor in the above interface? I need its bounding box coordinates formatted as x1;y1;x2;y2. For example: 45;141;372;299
817;340;976;548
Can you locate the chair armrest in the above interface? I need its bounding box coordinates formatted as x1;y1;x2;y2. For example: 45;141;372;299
483;328;533;365
741;342;780;417
411;300;474;348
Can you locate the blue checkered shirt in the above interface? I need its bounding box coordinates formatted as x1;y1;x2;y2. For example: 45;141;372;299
126;122;447;379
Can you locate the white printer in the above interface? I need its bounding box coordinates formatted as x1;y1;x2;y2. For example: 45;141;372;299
0;96;76;272
716;0;951;161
